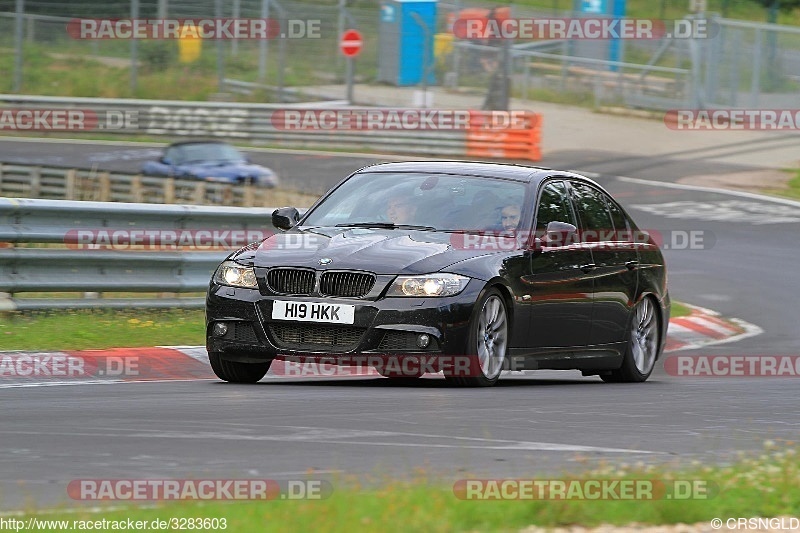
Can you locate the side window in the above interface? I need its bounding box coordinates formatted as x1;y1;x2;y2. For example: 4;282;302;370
535;181;574;232
569;182;614;242
605;197;629;234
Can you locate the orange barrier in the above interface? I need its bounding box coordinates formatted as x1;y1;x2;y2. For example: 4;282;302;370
466;111;542;162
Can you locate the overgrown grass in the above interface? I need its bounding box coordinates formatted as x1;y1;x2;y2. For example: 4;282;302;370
0;308;205;351
13;442;800;532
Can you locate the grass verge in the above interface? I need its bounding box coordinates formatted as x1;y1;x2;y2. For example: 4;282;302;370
0;308;205;351
670;302;691;319
763;169;800;201
12;442;800;532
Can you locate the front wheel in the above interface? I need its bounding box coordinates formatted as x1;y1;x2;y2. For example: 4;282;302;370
445;287;509;387
601;297;660;383
209;351;271;383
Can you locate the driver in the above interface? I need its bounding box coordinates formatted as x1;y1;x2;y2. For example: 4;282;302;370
386;196;417;225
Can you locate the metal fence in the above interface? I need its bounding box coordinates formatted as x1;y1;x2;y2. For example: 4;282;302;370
0;197;278;310
2;1;799;111
438;2;800;111
0;0;379;100
702;18;800;108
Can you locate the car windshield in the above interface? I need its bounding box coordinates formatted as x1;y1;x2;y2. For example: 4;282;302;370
169;143;244;164
302;172;528;232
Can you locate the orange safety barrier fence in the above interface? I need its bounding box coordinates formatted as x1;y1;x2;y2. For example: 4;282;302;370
465;111;542;162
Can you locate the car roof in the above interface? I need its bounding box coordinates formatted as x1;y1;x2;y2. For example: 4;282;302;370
356;161;609;191
355;160;577;184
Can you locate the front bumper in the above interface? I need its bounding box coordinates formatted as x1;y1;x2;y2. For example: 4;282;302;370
205;280;481;364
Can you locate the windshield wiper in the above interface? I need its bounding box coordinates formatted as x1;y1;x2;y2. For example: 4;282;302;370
335;222;438;231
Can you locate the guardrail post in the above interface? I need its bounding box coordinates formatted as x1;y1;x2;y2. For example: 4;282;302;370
30;166;41;197
0;292;16;312
223;184;233;206
98;172;111;202
65;169;77;200
131;175;144;203
193;182;206;204
243;183;254;207
164;178;175;204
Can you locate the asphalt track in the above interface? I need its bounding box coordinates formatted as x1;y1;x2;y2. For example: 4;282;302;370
1;138;799;510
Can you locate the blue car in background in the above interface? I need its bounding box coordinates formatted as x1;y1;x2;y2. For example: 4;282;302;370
141;140;279;188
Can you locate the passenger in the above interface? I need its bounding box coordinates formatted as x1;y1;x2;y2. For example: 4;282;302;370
499;204;521;233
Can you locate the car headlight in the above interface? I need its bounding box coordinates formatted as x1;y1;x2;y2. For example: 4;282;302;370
213;260;258;288
387;274;469;297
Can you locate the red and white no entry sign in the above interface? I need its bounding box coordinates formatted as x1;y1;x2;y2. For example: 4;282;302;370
340;29;363;58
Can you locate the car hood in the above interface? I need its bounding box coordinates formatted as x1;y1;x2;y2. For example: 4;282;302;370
229;227;504;276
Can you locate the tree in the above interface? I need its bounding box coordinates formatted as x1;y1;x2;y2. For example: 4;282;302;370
750;0;800;20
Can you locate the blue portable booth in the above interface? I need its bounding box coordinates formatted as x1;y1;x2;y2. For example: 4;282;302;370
378;0;437;86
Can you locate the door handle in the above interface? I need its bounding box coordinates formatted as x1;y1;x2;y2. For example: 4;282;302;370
580;263;596;273
625;260;639;270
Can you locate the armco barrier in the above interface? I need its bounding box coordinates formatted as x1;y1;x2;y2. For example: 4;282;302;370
0;197;279;310
0;95;543;161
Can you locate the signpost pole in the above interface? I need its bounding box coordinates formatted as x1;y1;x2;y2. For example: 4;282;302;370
346;56;354;104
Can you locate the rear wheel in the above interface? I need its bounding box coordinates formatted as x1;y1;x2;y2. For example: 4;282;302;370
445;287;508;387
601;297;660;383
209;351;271;383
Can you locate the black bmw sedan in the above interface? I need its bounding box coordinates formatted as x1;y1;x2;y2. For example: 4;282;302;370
206;161;669;387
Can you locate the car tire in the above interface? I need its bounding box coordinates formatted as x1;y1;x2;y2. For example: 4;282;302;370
444;287;508;388
209;351;271;383
601;297;661;383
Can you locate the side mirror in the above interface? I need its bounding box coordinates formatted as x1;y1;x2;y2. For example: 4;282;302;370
272;207;300;230
544;221;577;246
160;157;172;165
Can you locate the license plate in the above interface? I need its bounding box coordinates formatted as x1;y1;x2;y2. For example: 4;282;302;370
271;300;355;325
